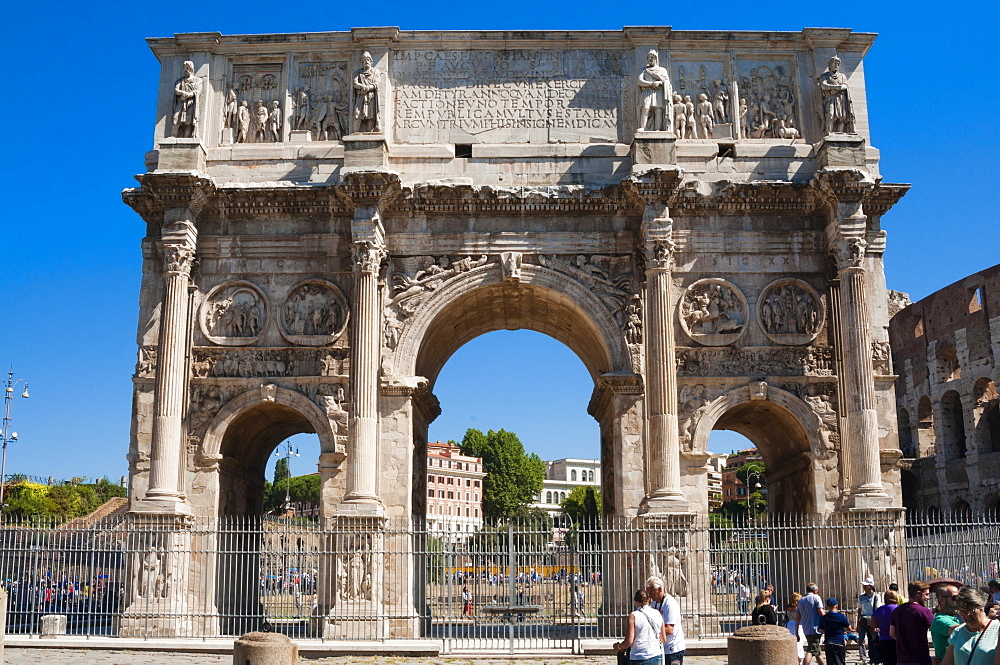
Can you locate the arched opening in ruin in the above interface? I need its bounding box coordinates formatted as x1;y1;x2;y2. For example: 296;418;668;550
692;386;822;516
940;391;967;459
917;396;936;456
200;388;337;635
900;467;920;511
973;378;1000;454
897;408;915;457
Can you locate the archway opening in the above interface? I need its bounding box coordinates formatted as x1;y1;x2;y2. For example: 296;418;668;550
940;391;966;459
974;379;1000;454
917;396;936;456
218;402;319;517
709;399;815;515
426;329;600;527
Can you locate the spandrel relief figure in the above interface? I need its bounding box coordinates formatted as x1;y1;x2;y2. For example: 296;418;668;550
637;50;673;132
697;93;714;138
323;92;348;140
236;100;251;143
819;56;855;134
171;60;202;138
672;94;687;137
683;95;697;138
739;98;750;138
353;51;380;134
712;80;730;123
223;88;238;138
291;86;310;131
266;101;282;143
253;100;269;143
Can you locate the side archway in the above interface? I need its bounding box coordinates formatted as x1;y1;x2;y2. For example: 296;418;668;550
201;386;338;516
691;384;827;514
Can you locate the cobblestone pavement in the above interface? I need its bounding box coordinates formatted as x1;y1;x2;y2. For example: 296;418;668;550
4;651;730;665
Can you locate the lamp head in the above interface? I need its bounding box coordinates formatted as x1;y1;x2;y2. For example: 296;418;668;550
10;432;17;441
21;385;28;399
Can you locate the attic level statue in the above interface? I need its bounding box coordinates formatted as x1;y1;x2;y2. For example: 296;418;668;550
819;55;855;134
171;60;201;138
353;51;380;133
124;25;908;640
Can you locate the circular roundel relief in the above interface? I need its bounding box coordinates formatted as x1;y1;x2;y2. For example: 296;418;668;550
678;278;749;346
278;279;349;346
756;278;825;345
200;281;269;346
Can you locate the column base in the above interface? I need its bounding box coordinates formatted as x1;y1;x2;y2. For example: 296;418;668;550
343;134;387;169
815;133;866;169
639;493;691;515
154;138;207;172
843;491;894;510
632;130;677;169
336;497;385;518
315;602;389;639
131;497;191;516
117;600;198;637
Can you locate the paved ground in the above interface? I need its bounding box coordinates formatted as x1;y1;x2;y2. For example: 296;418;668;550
3;651;730;665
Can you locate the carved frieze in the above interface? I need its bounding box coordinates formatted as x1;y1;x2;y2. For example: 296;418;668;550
782;381;841;447
538;254;635;319
294;60;351;140
229;62;284;144
757;279;825;345
191;347;347;378
200;281;268;346
136;346;157;378
388;254;490;319
679;278;748;346
337;534;375;602
279;280;349;346
872;341;892;375
737;61;799;140
678;383;726;447
188;384;228;432
676;346;834;377
672;61;730;138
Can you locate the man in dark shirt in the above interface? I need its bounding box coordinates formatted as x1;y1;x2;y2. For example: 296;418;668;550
890;580;934;665
819;597;853;665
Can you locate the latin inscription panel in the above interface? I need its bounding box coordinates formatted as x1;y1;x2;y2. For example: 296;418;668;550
392;49;630;144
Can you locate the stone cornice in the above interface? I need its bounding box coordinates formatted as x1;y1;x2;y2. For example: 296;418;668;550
587;372;644;421
672;180;821;215
622;168;685;207
810;168;879;206
125;173;215;221
392;182;638;217
219;186;352;219
862;183;910;217
340;171;403;211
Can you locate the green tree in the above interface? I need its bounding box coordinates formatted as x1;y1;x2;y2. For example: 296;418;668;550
561;486;601;523
460;428;545;523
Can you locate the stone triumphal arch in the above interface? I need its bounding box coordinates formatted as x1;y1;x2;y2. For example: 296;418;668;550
122;26;908;637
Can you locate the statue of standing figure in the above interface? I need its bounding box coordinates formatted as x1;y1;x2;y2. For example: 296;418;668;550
637;50;673;132
353;51;380;133
172;60;202;138
819;55;855;134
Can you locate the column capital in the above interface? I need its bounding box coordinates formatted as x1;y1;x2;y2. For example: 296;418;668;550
830;236;867;272
642;212;676;272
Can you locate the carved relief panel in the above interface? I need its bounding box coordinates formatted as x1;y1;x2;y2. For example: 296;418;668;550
293;60;351;140
756;279;825;345
679;278;748;346
226;62;285;144
671;60;731;139
736;60;800;140
279;280;349;346
200;281;269;346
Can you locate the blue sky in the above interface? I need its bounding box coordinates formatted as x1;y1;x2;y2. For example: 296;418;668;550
1;1;996;482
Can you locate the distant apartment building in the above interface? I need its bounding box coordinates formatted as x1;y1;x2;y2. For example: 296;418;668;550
426;440;486;533
721;447;763;502
532;458;601;516
707;454;726;510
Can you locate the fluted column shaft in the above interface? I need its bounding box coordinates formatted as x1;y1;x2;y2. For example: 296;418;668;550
641;211;687;512
147;220;197;503
344;230;385;507
833;236;887;497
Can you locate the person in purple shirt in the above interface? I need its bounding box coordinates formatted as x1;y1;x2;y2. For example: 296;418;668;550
872;589;902;665
890;581;934;665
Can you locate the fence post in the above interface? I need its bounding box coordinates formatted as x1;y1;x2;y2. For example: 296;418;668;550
0;586;6;662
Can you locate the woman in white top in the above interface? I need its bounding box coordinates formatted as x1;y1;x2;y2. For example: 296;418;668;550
615;589;667;665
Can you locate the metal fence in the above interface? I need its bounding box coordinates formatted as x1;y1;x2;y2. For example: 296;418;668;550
1;511;997;651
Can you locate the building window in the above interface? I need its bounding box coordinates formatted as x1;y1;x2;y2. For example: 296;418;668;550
546;491;552;503
438;490;444;498
428;489;434;497
466;479;471;486
588;470;594;482
474;480;480;488
466;508;470;517
447;491;454;499
447;477;453;484
466;493;470;501
571;470;577;481
474;508;479;517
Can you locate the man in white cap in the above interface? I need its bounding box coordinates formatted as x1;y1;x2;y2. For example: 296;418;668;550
647;575;686;664
856;577;882;664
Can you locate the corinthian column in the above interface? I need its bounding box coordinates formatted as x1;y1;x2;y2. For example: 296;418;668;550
831;235;888;500
641;210;688;512
146;219;197;505
342;207;386;512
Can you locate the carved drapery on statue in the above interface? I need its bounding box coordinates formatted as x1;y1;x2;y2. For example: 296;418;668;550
172;61;202;138
818;56;855;135
353;52;380;134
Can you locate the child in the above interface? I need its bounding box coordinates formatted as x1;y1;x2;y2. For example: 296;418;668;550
818;597;854;665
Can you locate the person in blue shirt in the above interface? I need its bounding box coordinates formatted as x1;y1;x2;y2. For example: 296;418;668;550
819;597;855;665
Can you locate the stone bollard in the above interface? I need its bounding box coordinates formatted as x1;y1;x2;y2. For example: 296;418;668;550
728;624;799;665
40;614;68;639
233;631;298;665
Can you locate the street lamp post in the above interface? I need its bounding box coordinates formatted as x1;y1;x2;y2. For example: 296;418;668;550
746;470;764;518
0;369;30;514
274;441;300;515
